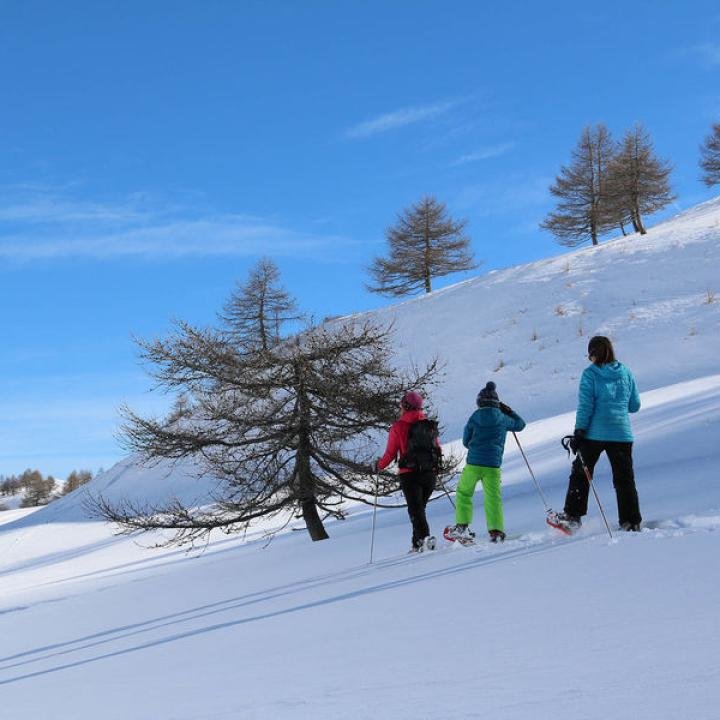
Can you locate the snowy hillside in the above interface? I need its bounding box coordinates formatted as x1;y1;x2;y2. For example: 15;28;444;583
1;199;719;719
19;197;720;514
370;196;720;437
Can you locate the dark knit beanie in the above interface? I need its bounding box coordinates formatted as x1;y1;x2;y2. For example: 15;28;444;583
476;381;499;406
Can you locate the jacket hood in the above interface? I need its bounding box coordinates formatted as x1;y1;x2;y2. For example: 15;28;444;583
588;361;625;379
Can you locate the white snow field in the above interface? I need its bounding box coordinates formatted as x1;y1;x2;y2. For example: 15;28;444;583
1;200;719;719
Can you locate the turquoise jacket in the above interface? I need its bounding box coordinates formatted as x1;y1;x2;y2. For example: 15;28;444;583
463;404;526;468
575;361;640;442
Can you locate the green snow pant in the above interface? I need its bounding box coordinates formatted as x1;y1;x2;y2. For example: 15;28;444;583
455;464;503;532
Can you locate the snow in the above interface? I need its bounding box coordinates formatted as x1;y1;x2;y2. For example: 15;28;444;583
0;492;29;512
1;201;719;718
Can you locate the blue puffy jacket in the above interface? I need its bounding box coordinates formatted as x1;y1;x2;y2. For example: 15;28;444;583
463;405;526;468
575;361;640;442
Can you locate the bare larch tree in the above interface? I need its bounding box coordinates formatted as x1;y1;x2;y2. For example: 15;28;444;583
699;122;720;187
93;317;445;544
606;124;675;235
541;124;618;247
367;196;476;296
220;257;301;351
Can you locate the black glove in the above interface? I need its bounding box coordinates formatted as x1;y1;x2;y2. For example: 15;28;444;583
568;429;586;454
499;402;513;416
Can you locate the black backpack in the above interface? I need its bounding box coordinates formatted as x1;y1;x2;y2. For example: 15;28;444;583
399;419;441;473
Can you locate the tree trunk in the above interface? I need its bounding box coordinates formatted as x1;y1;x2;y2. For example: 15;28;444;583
630;210;640;233
423;216;432;293
294;360;328;541
633;205;647;234
424;271;432;293
619;221;627;236
301;497;329;541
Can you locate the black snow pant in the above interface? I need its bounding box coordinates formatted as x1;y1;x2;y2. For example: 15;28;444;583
399;471;436;548
564;439;641;526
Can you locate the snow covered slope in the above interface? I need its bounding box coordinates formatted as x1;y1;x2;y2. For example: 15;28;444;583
1;199;719;719
0;375;718;719
368;196;720;437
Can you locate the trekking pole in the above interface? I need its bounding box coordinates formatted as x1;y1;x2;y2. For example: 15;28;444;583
561;436;613;539
369;471;380;564
512;432;551;512
575;448;613;539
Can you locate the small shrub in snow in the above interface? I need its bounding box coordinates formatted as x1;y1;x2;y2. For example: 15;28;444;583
494;358;505;372
688;324;698;336
705;289;716;304
530;330;539;342
554;304;566;316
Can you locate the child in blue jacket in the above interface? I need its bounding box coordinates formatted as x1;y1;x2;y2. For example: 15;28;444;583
445;382;525;543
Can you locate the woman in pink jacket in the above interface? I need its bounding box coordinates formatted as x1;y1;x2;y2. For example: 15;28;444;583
376;391;441;552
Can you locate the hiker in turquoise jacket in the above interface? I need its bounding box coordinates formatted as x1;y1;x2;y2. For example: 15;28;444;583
556;335;642;532
445;382;525;543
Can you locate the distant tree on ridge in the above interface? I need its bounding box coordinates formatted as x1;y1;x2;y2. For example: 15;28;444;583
19;469;56;507
367;196;477;296
541;124;618;247
62;469;93;495
606;124;675;235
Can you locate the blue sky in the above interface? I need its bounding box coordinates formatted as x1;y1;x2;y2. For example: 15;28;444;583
1;0;718;479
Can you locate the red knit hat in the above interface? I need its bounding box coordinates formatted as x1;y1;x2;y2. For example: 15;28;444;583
401;391;423;410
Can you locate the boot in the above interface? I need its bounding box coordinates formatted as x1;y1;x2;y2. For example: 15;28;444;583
489;529;506;543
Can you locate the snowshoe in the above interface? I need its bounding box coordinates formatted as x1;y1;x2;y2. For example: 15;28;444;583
443;524;476;546
546;510;581;535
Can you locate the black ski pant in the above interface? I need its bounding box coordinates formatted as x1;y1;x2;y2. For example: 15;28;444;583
399;471;436;548
564;439;641;526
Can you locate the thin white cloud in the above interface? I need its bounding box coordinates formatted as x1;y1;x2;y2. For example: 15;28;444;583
451;142;516;166
343;99;461;140
0;198;148;224
697;43;720;66
455;175;551;216
679;43;720;68
0;191;353;261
